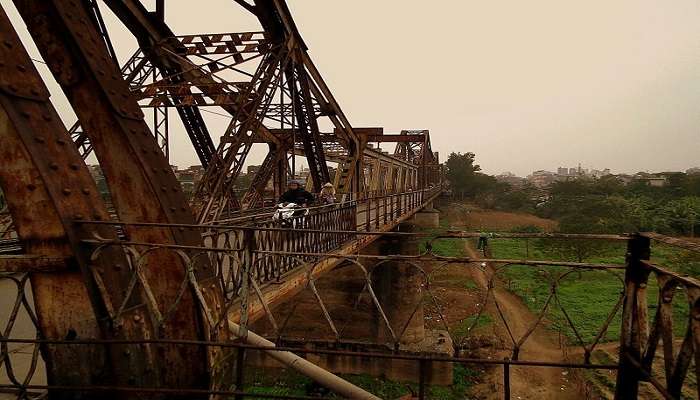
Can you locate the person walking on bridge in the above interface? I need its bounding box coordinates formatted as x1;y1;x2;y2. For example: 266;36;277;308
279;180;315;207
318;182;336;205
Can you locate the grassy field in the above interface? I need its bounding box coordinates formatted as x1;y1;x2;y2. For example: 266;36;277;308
244;364;479;399
485;236;695;343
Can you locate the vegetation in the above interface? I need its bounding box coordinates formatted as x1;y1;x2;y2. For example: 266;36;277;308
486;237;693;342
243;364;478;399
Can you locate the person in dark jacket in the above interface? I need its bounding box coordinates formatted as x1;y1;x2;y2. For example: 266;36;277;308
279;180;315;206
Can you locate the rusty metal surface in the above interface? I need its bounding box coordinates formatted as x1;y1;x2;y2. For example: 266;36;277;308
6;0;225;397
2;0;695;398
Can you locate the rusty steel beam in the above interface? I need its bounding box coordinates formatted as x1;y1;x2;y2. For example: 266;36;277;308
11;0;227;396
0;255;66;273
0;6;162;396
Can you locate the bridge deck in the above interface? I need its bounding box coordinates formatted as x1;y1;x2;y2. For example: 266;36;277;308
213;188;444;322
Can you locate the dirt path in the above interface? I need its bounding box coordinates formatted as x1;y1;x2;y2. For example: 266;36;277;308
463;239;586;399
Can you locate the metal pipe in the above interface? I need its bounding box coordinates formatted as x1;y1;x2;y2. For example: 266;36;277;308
227;321;381;400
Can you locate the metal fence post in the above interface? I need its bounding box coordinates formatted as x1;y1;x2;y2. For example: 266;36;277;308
418;359;427;400
503;359;511;400
614;234;651;400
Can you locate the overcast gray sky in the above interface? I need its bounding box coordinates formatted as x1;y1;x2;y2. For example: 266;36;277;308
4;0;700;176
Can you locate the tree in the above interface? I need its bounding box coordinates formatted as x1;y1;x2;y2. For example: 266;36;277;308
445;152;482;198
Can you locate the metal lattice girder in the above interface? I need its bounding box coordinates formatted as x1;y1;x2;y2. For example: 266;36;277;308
176;32;269;57
0;5;162;392
195;44;291;221
11;0;228;395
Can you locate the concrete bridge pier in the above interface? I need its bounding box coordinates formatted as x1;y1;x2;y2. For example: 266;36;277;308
370;225;425;345
412;201;440;228
363;223;453;384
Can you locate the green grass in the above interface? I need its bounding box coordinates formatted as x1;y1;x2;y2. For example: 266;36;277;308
486;237;694;343
452;314;493;341
243;364;479;399
417;217;468;257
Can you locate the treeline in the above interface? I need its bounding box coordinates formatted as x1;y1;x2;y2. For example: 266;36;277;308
446;152;700;237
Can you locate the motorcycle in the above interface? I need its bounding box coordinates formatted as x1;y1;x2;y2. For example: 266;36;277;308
272;202;309;228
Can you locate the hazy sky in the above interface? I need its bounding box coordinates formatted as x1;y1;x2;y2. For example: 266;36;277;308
3;0;700;176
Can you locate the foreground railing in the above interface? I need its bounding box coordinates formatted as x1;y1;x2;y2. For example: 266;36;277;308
3;196;696;398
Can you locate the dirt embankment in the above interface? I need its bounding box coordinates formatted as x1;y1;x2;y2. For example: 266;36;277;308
438;203;586;399
443;203;558;232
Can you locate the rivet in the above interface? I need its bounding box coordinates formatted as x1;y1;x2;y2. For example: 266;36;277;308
123;350;131;356
56;139;66;145
639;283;647;289
98;69;105;76
42;114;52;121
49;163;59;170
93;214;102;221
7;84;17;92
26;183;37;191
153;150;159;155
141;149;148;154
694;314;700;321
129;128;138;134
132;112;141;118
663;296;672;303
70;164;79;170
20;111;30;118
30;88;40;96
81;188;90;195
172;187;178;192
170;207;177;212
109;90;116;95
179;227;185;232
181;207;187;211
133;315;141;322
2;40;12;48
62;188;72;195
114;264;123;271
16;64;26;72
160;186;167;192
34;137;45;143
74;214;84;220
162;168;169;173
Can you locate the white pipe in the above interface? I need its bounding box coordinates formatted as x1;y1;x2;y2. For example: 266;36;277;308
228;321;381;400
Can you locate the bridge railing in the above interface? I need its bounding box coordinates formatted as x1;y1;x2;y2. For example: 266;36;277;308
615;233;700;399
2;227;698;398
201;187;443;296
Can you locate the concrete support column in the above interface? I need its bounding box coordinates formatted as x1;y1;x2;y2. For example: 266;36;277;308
412;208;440;228
369;224;425;345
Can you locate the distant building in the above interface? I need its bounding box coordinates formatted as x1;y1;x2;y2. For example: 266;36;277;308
687;167;700;175
496;172;526;187
247;165;261;176
173;165;206;198
633;172;669;187
527;170;556;188
557;167;569;176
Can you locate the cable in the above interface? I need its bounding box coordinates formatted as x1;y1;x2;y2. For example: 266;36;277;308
200;108;233;119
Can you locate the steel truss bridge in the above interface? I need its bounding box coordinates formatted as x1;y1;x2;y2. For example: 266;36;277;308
0;1;697;399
